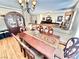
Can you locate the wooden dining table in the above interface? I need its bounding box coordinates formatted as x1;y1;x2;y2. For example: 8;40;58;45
18;31;59;59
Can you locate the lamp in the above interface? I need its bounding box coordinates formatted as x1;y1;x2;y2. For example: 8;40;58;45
18;0;37;13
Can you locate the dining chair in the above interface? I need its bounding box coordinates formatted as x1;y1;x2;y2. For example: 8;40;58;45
0;32;4;39
3;31;11;38
54;37;79;59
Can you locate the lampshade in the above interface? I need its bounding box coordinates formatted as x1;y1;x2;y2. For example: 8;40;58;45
25;0;29;3
18;0;22;3
32;0;36;5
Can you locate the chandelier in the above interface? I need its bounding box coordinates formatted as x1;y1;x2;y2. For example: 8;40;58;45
18;0;37;13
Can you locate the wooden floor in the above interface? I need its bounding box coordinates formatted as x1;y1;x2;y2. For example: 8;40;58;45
0;37;27;59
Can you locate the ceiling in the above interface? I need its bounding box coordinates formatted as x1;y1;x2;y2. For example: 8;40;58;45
34;0;78;13
0;0;20;9
0;0;78;13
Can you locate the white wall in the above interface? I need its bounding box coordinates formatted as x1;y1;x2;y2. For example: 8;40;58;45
36;11;64;24
31;15;37;24
73;2;79;37
23;11;30;26
75;24;79;37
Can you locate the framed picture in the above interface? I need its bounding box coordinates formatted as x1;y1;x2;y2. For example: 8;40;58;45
57;16;63;22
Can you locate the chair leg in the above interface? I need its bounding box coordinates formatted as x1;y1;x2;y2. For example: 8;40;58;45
21;46;23;52
28;54;33;59
23;48;26;57
54;55;61;59
28;55;31;59
43;56;48;59
19;44;23;52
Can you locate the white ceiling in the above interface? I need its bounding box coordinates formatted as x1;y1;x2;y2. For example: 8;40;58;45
0;0;20;9
0;0;78;13
34;0;78;13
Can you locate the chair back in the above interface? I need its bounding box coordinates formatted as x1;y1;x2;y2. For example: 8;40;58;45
64;37;79;58
4;12;25;35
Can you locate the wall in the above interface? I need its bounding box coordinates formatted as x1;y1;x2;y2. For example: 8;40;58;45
31;15;37;24
23;11;30;26
68;10;78;37
73;2;79;37
35;11;64;24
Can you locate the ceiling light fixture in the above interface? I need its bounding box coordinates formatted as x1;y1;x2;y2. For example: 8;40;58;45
18;0;37;13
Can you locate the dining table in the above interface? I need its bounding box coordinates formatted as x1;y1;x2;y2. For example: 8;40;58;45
18;30;60;59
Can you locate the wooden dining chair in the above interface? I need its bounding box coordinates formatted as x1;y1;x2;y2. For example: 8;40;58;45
54;37;79;59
